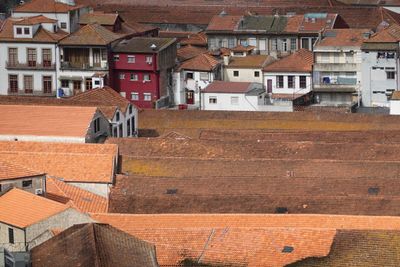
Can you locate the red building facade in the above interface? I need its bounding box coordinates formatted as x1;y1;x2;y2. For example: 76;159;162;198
111;38;177;109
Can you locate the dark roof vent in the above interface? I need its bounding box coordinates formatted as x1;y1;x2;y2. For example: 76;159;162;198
282;246;294;253
275;207;288;214
368;187;380;195
166;189;178;195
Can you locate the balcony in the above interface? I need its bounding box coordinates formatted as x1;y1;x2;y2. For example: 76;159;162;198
60;61;108;71
313;63;359;72
7;89;56;96
6;61;56;70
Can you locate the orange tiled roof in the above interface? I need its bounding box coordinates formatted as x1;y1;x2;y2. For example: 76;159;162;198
285;13;338;33
79;12;119;26
14;15;57;25
0;105;97;138
13;0;84;13
206;15;242;31
226;55;274;69
46;177;108;213
180;31;207;47
59;23;123;46
178;53;220;71
231;44;255;52
0;188;69;228
316;28;372;47
365;23;400;43
0;141;117;183
177;45;207;61
0;18;68;43
263;49;313;73
0;158;44;181
92;213;400;266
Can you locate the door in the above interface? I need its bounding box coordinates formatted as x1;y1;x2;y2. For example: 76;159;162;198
93;48;101;67
267;79;273;93
73;81;81;95
186;90;194;104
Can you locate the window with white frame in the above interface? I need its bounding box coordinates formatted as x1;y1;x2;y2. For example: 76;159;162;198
131;92;139;100
387;71;395;79
233;71;239;77
231;96;239;105
300;76;307;88
119;73;125;79
60;22;67;29
290;38;297;50
146;56;153;64
277;75;284;88
130;73;138;81
271;39;278;51
143;74;151;81
228;38;235;48
209;96;217;104
248;38;257;47
288;76;295;88
127;55;135;63
144;93;151;101
200;72;208;81
254;71;260;77
281;39;288;51
113;54;120;61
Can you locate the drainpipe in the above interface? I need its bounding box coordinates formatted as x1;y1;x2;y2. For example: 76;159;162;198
55;43;59;98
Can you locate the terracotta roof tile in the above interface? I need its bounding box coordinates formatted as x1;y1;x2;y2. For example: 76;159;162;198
79;12;119;26
92;213;400;266
0;188;69;228
46;177;108;213
177;45;207;61
206;15;242;31
263;49;313;72
0;141;117;183
13;0;85;13
180;31;207;46
178;53;220;71
203;81;253;93
285;13;338;33
112;37;176;53
0;105;97;138
0;158;44;181
316;28;372;47
227;55;274;68
365;23;400;43
59;23;123;46
14;15;57;25
0;18;68;43
231;44;255;52
31;223;158;267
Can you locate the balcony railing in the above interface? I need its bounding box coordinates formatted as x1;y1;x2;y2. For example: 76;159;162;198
8;89;56;96
6;61;56;70
313;63;359;72
60;61;108;71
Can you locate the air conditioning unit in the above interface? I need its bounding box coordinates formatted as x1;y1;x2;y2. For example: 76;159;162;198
35;188;43;195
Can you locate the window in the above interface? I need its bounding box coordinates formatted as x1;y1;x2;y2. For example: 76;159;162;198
228;38;235;48
9;75;18;93
277;75;284;88
131;92;139;101
144;93;151;101
42;48;52;67
24;75;33;93
143;74;151;81
231;96;239;105
127;119;131;136
113;54;120;61
271;38;278;50
239;39;248;46
27;48;37;67
60;22;67;29
85;78;92;90
119;73;125;80
22;180;32;188
200;72;208;81
8;48;17;66
127;55;135;63
113;127;117;137
301;38;310;50
8;228;14;244
61;80;69;88
146;56;153;64
129;105;133;114
254;71;260;77
94;118;100;133
209;97;217;104
288;76;295;88
300;76;307;88
16;27;22;35
281;39;288;51
24;27;30;35
43;76;52;94
233;71;239;77
290;38;297;50
186;72;194;80
387;71;395;79
130;73;138;81
248;38;257;47
119;124;123;137
116;112;120;122
94;80;100;86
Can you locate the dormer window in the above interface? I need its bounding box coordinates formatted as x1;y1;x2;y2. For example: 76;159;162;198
24;27;30;35
16;27;22;35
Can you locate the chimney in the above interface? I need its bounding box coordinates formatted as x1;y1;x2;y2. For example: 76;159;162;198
223;55;230;66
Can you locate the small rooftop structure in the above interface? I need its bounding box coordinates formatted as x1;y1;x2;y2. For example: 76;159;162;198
112;37;176;53
203;81;264;94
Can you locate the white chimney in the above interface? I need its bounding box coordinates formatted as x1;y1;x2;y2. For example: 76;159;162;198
223;55;230;66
